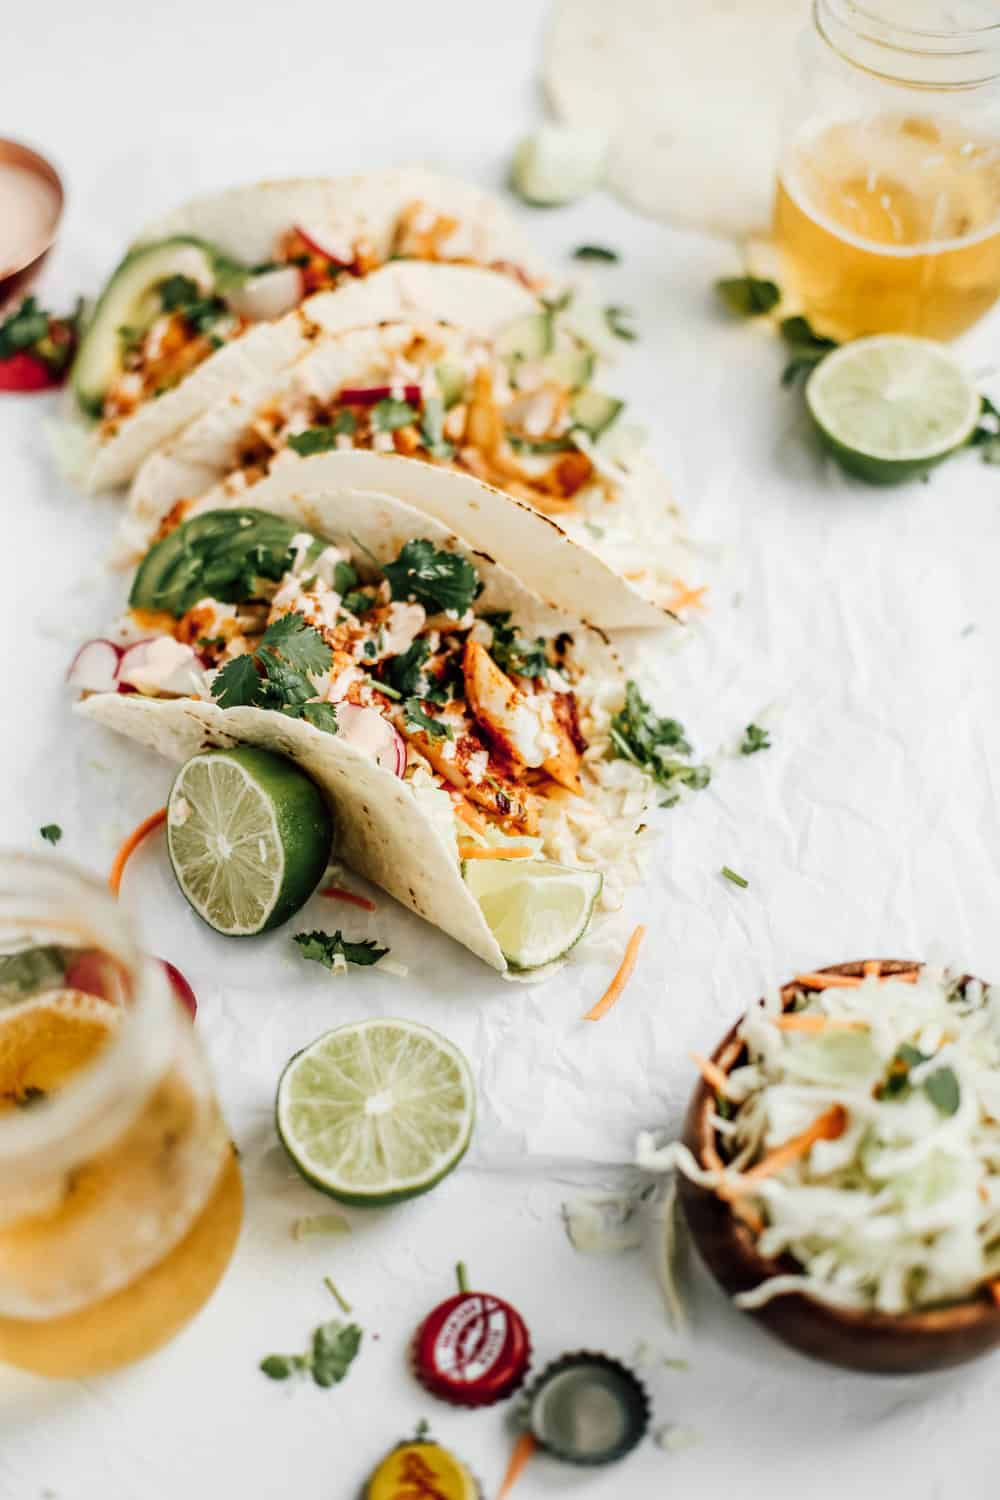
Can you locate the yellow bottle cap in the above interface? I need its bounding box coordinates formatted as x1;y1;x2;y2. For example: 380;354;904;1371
367;1441;479;1500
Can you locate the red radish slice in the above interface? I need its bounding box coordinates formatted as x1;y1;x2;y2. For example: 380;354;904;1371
338;384;422;407
292;223;353;267
159;959;197;1020
227;265;304;322
66;638;121;693
64;949;119;1001
335;703;406;777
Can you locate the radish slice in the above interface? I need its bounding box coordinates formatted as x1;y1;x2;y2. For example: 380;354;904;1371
159;959;197;1020
335;703;406;777
118;638;207;697
338;384;422;407
227;265;304;322
293;223;354;267
66;638;121;693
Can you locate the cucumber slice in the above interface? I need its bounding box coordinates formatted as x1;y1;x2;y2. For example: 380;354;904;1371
543;347;595;390
129;508;318;617
72;237;222;419
495;312;555;364
434;361;467;409
571;389;624;439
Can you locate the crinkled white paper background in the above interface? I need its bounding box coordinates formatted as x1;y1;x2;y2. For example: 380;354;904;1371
2;2;1000;1496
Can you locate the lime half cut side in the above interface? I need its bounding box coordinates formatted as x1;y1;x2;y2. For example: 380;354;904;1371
805;335;981;484
276;1019;475;1206
167;746;332;936
462;858;602;971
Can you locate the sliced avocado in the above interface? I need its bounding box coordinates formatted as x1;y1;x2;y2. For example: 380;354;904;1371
434;361;467;409
495;311;555;365
72;237;228;419
543;347;595;390
570;389;624;439
129;508;322;617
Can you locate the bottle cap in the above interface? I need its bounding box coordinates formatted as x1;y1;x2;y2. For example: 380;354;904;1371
366;1440;479;1500
522;1352;650;1466
413;1290;531;1407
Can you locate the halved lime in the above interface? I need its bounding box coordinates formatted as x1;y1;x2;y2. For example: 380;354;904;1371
805;335;980;484
462;858;602;971
276;1019;475;1206
167;747;332;936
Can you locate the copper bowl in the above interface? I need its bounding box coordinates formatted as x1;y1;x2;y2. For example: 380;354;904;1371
679;959;1000;1374
0;139;64;311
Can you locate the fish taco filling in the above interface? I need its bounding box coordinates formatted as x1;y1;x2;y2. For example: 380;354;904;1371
80;509;657;961
76;202;539;431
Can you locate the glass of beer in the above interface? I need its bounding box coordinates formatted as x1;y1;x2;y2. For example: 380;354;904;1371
0;853;242;1377
774;0;1000;340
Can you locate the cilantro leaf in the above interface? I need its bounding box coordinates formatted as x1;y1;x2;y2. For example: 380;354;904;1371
740;723;771;756
573;244;619;263
779;316;838;387
262;612;332;676
383;539;478;616
288;426;338;456
382;638;431;698
0;296;50;357
484;612;549;679
0;296;79;377
157;274;228;335
212;613;332;718
39;824;62;845
311;1320;363;1387
610;682;710;798
294;930;389;969
372;397;419;432
403;698;453;740
158;274;201;310
213;653;263;709
333;560;359;595
293;702;340;734
341;589;374;617
969;394;1000;463
924;1066;960;1117
604;305;637;342
715;276;781;318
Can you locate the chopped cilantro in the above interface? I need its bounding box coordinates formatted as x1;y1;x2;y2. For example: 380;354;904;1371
721;866;749;889
404;698;453;740
0;297;49;356
383;539;478;616
39;824;62;846
382;638;431;699
341;589;374;617
289;412;357;455
213;612;334;722
740;723;771;756
260;1319;362;1388
372;397;419;432
573;244;619;263
604;305;637;342
715;276;781;318
610;682;710;798
157;273;228;336
333;560;359;596
970;394;1000;464
484;612;549;678
0;295;80;377
294;930;389;969
779;316;838;387
878;1046;960;1115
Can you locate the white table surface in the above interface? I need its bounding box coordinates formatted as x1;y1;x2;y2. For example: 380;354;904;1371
2;2;1000;1496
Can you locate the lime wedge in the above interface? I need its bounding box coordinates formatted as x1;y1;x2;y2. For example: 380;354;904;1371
167;747;332;936
276;1019;475;1206
805;335;980;484
462;858;602;971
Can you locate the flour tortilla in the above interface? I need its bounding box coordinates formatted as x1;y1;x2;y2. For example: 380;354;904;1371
77;487;620;971
122;320;671;631
545;0;806;237
80;170;542;492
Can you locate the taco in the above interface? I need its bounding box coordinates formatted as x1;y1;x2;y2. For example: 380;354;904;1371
122;312;687;624
72;495;655;972
70;169;544;492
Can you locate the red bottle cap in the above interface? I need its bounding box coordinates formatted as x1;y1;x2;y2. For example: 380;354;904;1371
413;1290;531;1408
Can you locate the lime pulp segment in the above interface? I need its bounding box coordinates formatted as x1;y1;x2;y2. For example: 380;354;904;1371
462;858;602;971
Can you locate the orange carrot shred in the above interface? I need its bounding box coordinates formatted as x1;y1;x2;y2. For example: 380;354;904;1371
770;1013;868;1034
320;886;376;912
108;808;167;897
668;580;709;615
988;1279;1000;1307
496;1433;538;1500
794;972;863;990
583;925;646;1022
457;843;536;861
863;960;881;978
451;796;491;835
743;1105;848;1183
691;1050;736;1098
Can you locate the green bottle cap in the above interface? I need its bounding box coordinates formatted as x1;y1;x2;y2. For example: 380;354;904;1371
522;1351;650;1466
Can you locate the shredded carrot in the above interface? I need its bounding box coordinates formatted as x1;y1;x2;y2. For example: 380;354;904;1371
496;1433;538;1500
743;1105;848;1183
320;886;376;912
795;968;919;990
583;925;646;1022
863;960;881;978
108;808;167;896
457;842;536;860
668;579;709;615
451;795;492;836
769;1013;868;1034
988;1279;1000;1307
691;1050;737;1098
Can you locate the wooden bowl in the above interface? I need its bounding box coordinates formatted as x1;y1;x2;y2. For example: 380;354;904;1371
679;958;1000;1374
